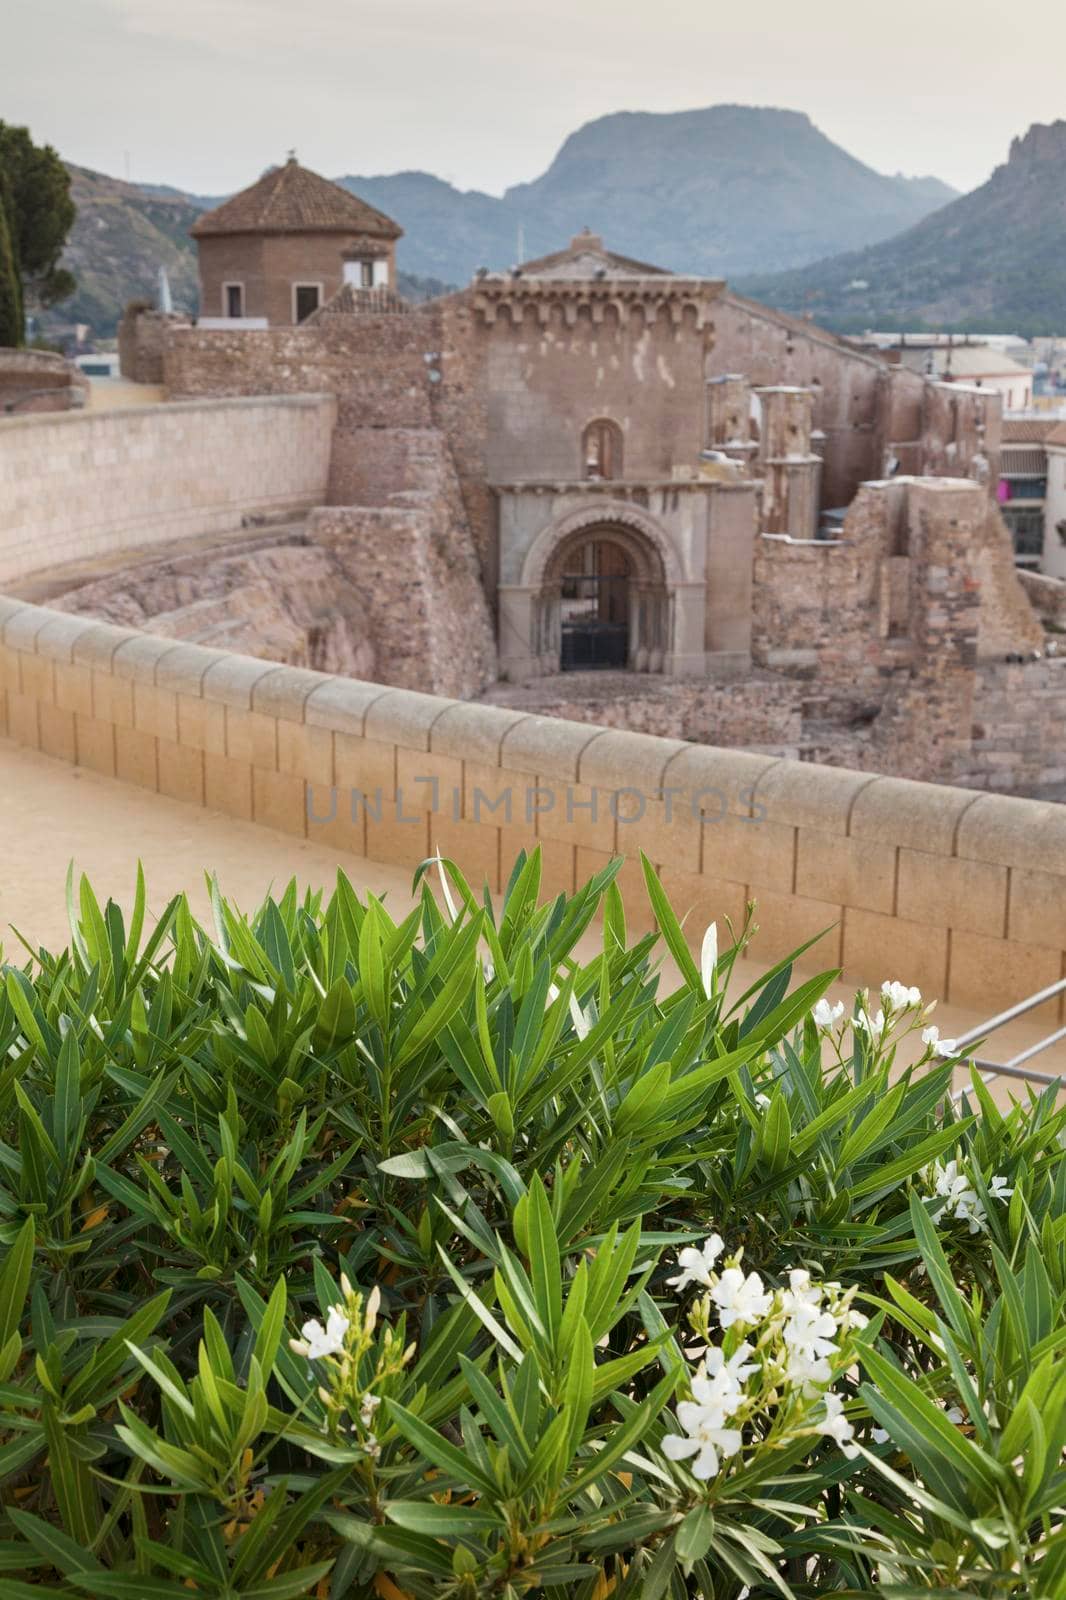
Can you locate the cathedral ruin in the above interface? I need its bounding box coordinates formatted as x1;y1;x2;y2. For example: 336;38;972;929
91;162;1065;795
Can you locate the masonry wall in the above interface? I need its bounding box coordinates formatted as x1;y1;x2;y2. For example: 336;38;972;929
0;396;336;586
197;233;398;327
1;594;1064;1018
0;349;89;415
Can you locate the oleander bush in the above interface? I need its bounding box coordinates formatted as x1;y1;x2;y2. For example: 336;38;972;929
0;850;1064;1599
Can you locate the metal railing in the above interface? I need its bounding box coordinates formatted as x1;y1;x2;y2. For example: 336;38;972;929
952;976;1066;1092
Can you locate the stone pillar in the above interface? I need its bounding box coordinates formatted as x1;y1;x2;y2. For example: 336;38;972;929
704;483;756;670
498;585;539;682
706;374;756;464
754;386;821;536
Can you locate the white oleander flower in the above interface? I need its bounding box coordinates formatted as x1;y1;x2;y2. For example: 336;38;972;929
700;921;718;998
946;1405;966;1425
818;1391;859;1458
812;998;846;1030
702;1341;758;1389
666;1234;725;1292
781;1268;823;1314
755;1091;771;1109
853;1008;886;1040
662;1387;744;1480
711;1266;772;1329
296;1304;350;1360
882;980;922;1011
989;1175;1013;1202
871;1426;890;1444
786;1346;833;1390
783;1300;840;1366
922;1024;960;1056
359;1392;381;1428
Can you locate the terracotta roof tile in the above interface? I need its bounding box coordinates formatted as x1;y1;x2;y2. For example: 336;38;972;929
191;159;402;239
1002;418;1057;443
305;284;412;321
1044;421;1066;448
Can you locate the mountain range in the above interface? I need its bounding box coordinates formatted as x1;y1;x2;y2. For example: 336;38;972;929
49;105;956;338
741;121;1066;335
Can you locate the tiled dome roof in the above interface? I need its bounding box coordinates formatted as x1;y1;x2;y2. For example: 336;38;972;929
191;158;402;239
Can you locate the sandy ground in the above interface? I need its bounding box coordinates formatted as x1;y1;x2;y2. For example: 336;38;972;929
0;738;1061;1104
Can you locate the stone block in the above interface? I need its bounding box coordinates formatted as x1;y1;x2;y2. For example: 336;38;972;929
365;806;429;868
364;689;453;753
6;691;39;748
19;651;54;703
225;707;278;769
34;613;97;664
956;793;1066;874
38;702;76;763
202;654;277;709
499;715;605;781
305;678;390;737
535;782;617;854
748;887;842;969
115;726;158;791
396;746;463;816
2;607;51;654
278;720;335;786
74;714;115;777
177;693;226;755
158;739;205;806
658;869;748;948
850;776;978;854
755;761;878;834
204;753;253;820
430;702;529;765
428;818;501;894
897;849;1008;937
796;830;896;914
843;907;949;1000
578;728;687;791
306;784;366;857
252;768;307;837
133;682;179;743
251;665;325;720
71;623;130;669
92;670;134;729
701;810;795;894
1008;868;1066;950
155;643;224;695
949;929;1063;1022
661;744;780;818
53;662;93;718
334;734;396;799
112;633;179;684
500;825;573;899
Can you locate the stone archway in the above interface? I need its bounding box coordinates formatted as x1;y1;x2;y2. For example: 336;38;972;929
505;502;683;679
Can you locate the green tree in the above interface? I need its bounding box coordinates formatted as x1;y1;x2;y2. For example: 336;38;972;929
0;122;76;333
0;182;22;346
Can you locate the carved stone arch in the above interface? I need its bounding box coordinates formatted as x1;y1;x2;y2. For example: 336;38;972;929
521;499;685;591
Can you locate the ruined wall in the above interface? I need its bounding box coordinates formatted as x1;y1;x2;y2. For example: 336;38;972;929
0;396;337;586
963;659;1066;792
712;295;897;507
0;349;88;415
483;673;801;752
117;307;192;385
1018;568;1066;630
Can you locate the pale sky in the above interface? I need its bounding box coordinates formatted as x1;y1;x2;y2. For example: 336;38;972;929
7;0;1066;198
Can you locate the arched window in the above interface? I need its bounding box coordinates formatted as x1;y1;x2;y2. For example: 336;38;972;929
582;418;624;480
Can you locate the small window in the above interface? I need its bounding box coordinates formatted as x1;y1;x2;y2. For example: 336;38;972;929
294;284;321;323
360;260;373;288
224;283;244;318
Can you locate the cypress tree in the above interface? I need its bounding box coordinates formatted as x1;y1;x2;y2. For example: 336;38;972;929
0;193;22;346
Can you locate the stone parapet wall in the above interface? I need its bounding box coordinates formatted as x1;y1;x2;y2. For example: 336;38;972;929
0;396;337;586
1;594;1063;1018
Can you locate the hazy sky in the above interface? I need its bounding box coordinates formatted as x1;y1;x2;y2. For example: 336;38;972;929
7;0;1066;198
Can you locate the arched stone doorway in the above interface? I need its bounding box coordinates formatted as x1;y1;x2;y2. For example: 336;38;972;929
538;521;670;674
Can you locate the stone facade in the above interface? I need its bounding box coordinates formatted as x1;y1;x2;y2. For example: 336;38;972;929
117;306;192;384
30;228;1063;795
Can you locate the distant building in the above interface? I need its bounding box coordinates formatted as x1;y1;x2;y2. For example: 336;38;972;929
999;418;1051;566
190;157;403;327
853;334;1034;411
1042;421;1066;581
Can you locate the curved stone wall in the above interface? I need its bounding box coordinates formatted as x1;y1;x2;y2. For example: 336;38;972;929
0;395;336;587
0;589;1063;1018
